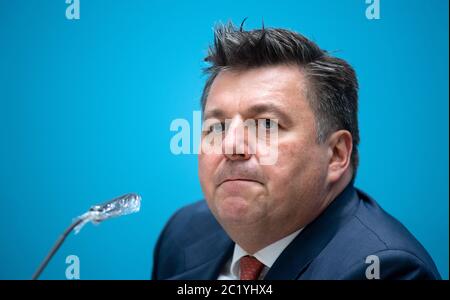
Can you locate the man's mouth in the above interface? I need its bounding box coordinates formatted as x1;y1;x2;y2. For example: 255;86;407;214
219;178;262;186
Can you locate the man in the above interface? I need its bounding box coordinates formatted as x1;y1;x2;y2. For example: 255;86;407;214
152;22;441;280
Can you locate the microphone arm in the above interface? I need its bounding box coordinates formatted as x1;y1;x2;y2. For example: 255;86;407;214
32;193;141;280
32;218;84;280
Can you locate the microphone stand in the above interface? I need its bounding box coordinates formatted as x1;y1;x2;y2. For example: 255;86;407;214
32;218;83;280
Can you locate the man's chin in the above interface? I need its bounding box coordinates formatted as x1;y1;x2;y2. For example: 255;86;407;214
215;196;260;225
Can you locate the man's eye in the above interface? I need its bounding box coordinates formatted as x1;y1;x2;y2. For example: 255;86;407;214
262;119;278;129
209;123;224;133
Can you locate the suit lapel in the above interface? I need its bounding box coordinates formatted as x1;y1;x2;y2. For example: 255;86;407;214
264;184;360;280
167;229;234;280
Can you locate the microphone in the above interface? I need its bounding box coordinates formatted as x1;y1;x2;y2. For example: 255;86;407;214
32;193;141;280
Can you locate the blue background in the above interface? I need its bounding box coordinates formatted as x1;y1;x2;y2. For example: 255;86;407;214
0;0;448;279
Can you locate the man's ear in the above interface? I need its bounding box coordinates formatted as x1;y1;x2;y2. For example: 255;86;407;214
326;130;353;183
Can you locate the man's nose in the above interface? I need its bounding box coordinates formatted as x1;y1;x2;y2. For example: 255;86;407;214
222;118;252;161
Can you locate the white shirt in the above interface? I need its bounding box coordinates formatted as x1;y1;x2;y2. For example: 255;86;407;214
217;228;303;280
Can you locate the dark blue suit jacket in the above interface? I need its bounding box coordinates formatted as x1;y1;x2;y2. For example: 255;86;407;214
152;184;441;279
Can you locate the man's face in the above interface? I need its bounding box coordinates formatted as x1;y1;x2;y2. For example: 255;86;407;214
198;64;330;230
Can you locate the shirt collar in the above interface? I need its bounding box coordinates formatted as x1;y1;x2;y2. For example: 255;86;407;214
230;228;303;278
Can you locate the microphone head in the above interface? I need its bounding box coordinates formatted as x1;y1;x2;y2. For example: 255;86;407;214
74;193;141;234
89;193;141;223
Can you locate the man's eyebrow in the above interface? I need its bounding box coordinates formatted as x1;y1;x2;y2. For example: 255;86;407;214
245;103;293;124
203;103;293;124
203;108;226;120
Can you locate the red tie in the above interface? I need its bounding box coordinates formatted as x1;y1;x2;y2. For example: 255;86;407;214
239;255;264;280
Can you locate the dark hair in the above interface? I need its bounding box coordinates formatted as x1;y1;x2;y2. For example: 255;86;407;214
201;21;360;174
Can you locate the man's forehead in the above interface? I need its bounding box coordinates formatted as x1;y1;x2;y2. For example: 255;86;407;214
209;65;305;94
204;65;307;119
